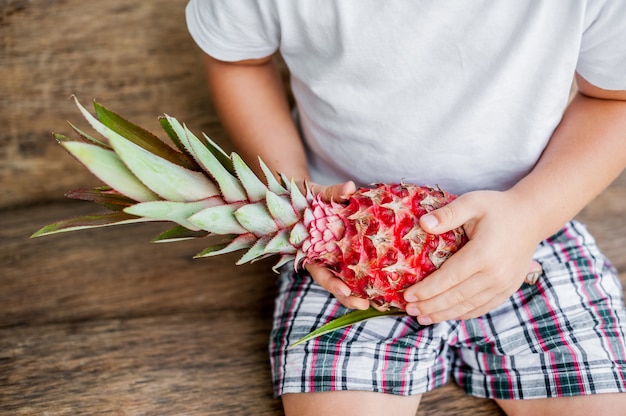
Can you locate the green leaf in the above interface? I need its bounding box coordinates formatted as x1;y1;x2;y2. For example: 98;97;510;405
201;132;236;175
258;157;288;195
92;99;197;170
152;226;209;243
124;198;224;231
74;98;220;202
234;202;279;236
166;116;246;203
271;254;296;273
263;229;296;254
265;190;299;227
61;141;159;202
31;212;148;238
289;179;310;214
194;233;257;258
288;308;407;349
232;152;268;202
67;123;112;149
188;204;247;234
159;116;193;159
289;222;309;246
236;236;271;265
65;188;136;211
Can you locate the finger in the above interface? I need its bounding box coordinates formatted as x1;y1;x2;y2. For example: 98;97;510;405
405;267;490;317
306;263;369;310
403;240;483;303
419;193;479;235
422;294;506;324
310;181;356;202
410;264;531;323
306;263;348;296
410;281;499;324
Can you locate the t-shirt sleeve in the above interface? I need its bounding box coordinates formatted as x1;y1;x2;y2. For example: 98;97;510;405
576;1;626;90
185;0;279;61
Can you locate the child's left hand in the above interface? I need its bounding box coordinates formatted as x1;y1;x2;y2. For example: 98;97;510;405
402;189;544;325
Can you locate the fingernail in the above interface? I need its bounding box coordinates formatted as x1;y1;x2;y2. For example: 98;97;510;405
339;285;352;297
418;315;433;326
421;214;438;229
406;304;420;316
404;293;418;302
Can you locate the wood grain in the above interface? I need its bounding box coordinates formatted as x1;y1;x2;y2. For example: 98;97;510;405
1;1;624;415
0;0;227;209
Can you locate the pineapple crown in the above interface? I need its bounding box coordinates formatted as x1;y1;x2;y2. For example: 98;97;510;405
32;97;316;270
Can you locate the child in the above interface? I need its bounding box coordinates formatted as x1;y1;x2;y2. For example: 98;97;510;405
185;1;626;414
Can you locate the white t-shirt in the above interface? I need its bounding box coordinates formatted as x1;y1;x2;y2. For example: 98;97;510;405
186;1;626;194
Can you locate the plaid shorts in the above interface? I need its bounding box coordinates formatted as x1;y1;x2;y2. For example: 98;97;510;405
269;220;626;399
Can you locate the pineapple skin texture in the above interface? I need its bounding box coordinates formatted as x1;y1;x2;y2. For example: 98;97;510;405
304;184;468;309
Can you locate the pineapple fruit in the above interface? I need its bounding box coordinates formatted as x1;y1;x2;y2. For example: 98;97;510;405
33;99;468;339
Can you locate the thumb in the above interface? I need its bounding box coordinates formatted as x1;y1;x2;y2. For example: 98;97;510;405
419;195;474;234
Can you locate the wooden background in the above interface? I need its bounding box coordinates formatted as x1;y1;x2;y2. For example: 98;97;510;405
1;1;624;415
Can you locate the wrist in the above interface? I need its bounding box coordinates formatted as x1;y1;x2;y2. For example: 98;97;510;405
505;183;568;243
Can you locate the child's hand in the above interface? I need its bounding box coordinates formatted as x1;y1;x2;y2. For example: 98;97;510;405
304;181;371;311
402;189;543;325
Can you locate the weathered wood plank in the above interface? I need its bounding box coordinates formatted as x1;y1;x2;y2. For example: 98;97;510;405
0;0;227;209
0;315;282;416
0;202;280;326
1;0;624;414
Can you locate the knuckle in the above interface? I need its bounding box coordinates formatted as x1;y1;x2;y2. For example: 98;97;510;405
435;205;456;225
442;273;461;289
452;290;467;305
461;300;477;314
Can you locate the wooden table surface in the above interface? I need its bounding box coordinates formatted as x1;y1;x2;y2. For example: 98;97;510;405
1;1;624;415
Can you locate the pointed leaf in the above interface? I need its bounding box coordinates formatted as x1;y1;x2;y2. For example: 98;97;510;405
164;114;235;172
271;254;296;273
266;190;300;227
258;157;288;195
159;116;192;158
194;233;257;258
290;179;311;214
236;236;271;265
31;212;148;238
113;140;220;202
294;249;307;269
234;202;279;236
65;188;136;211
232;152;268;202
188;204;247;234
152;226;209;243
201;132;236;174
75;98;220;202
124;198;225;231
67;123;112;149
280;173;292;192
61;141;159;202
264;229;296;254
166;116;246;203
289;222;309;246
92;99;197;170
288;308;406;349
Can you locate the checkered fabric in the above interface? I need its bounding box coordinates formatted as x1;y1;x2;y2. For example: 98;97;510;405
270;221;626;399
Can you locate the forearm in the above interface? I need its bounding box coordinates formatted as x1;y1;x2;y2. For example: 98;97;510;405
203;54;310;182
510;81;626;242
